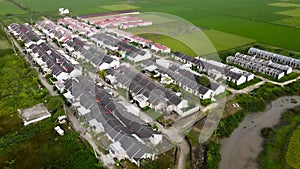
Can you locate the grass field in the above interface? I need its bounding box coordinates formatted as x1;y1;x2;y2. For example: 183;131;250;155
0;40;10;49
273;17;300;29
102;4;139;11
285;126;300;169
139;33;197;56
0;51;101;168
276;8;300;17
0;1;26;15
203;30;256;52
0;30;10;50
4;0;300;52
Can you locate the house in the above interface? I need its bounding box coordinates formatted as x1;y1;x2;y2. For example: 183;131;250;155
18;103;51;126
58;8;69;15
151;43;171;53
133;94;149;108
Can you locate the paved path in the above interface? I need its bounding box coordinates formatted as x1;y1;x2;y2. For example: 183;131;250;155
177;140;189;169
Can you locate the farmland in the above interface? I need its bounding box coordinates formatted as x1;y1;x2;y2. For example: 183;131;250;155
139;33;197;56
0;1;26;16
0;0;297;53
285;126;300;169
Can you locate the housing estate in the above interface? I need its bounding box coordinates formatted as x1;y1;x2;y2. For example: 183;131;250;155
172;52;254;85
227;52;292;79
58;17;98;37
141;59;226;99
8;23;81;81
107;29;171;53
61;76;161;165
81;14;152;29
64;37;120;70
35;20;74;43
105;64;192;116
91;33;152;62
248;47;300;69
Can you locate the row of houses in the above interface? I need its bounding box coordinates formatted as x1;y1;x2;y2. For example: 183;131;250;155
8;23;81;81
141;59;226;100
58;17;98;37
83;15;152;29
61;76;161;165
63;37;120;71
172;52;255;86
91;33;152;62
248;47;300;69
227;52;292;79
105;64;193;116
107;29;171;53
34;19;121;71
35;20;74;43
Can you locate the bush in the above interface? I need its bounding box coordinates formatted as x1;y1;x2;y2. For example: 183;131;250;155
215;110;246;138
201;99;212;106
204;141;221;169
261;127;276;139
235;94;266;112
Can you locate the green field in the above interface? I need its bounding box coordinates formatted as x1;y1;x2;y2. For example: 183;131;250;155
102;3;139;11
139;33;197;56
0;40;10;50
1;0;298;53
0;1;26;15
285;126;300;169
203;30;256;52
0;30;10;50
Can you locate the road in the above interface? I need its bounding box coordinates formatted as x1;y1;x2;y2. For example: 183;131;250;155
67;110;115;168
5;27;57;96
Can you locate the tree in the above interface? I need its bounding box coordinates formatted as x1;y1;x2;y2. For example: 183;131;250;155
198;76;211;87
98;70;106;80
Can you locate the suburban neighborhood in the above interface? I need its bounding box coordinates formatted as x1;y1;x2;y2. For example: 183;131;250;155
1;1;300;169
